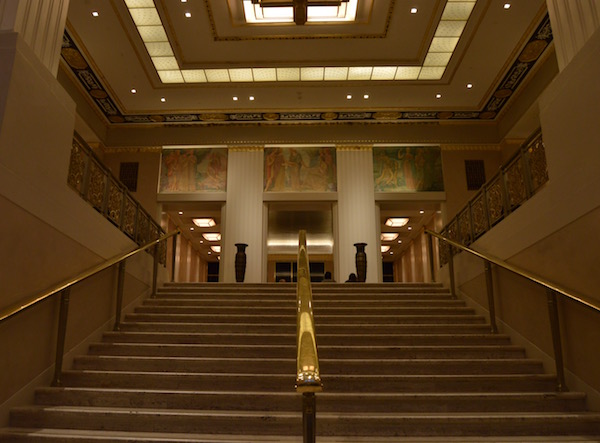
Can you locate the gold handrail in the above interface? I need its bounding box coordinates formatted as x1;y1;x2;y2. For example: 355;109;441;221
0;229;180;324
296;230;323;392
426;229;600;314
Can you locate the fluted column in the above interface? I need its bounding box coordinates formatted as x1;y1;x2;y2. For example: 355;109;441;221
336;146;380;283
222;147;264;283
0;0;69;76
546;0;600;71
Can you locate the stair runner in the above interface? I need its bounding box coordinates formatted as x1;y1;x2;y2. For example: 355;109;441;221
1;282;599;442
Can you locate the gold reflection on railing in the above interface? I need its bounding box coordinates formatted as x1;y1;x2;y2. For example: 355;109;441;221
296;230;322;393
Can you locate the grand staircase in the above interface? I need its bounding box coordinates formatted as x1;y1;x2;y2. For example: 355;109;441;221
2;282;600;441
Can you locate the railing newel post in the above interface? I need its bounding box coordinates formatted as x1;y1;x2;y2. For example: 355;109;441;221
546;289;568;392
114;261;126;331
52;288;71;387
152;240;159;298
484;260;498;333
427;232;436;283
171;233;178;283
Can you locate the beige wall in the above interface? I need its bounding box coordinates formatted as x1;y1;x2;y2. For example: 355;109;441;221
447;28;600;408
0;33;162;425
441;148;503;221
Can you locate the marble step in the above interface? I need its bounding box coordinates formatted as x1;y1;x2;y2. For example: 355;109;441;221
142;298;466;308
88;343;526;359
10;406;600;436
101;331;512;346
72;355;544;375
59;370;559;393
33;388;588;413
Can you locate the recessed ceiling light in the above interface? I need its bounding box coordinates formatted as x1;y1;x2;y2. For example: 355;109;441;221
181;0;187;2
419;210;425;214
190;227;194;231
408;226;413;231
161;97;166;102
211;246;221;253
185;12;192;18
249;96;255;101
346;94;352;99
208;251;211;255
410;8;418;14
363;94;369;99
91;11;99;17
130;88;137;94
385;217;409;227
467;83;473;89
202;233;222;242
504;3;511;9
398;240;403;244
178;211;183;215
233;96;238;101
390;251;394;255
381;246;391;253
199;240;204;244
436;93;442;99
193;218;216;227
381;233;399;242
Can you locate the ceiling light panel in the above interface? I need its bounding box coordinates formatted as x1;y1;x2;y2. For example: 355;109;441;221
381;246;391;253
381;233;399;241
125;0;477;84
193;218;216;227
202;233;222;241
211;245;221;253
385;217;409;227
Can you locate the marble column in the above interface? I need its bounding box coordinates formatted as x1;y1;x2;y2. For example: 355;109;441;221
336;146;380;283
222;147;265;283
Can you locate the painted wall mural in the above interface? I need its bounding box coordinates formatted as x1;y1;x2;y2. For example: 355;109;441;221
159;148;228;192
264;147;336;192
373;147;444;192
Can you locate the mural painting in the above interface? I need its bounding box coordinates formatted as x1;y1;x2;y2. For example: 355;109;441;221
159;148;227;192
373;147;444;192
264;147;336;192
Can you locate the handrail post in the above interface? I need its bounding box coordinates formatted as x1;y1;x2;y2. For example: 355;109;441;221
52;288;71;387
114;261;126;331
448;247;456;299
427;233;436;283
171;233;178;282
303;392;317;443
484;260;498;333
546;289;568;392
151;242;159;298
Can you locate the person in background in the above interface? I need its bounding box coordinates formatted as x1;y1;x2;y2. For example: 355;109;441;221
323;271;333;282
345;273;357;282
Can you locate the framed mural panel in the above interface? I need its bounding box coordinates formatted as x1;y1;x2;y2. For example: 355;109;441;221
264;147;336;192
373;146;444;192
159;148;227;193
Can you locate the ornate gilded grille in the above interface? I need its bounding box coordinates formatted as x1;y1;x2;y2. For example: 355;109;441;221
438;130;548;265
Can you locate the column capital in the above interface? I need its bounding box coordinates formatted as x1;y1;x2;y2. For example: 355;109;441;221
228;145;264;152
336;145;373;152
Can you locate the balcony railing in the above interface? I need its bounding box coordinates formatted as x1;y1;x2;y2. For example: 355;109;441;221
67;133;166;265
439;130;548;265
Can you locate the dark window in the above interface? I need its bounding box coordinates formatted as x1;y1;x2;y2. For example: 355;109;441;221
465;160;486;191
382;261;394;282
119;162;139;192
207;262;219;282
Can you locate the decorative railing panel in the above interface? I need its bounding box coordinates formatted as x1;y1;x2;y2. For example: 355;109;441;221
439;131;548;265
68;134;166;264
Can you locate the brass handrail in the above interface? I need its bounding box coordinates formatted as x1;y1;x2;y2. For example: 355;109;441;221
0;229;180;324
426;228;600;392
426;229;600;314
296;230;322;443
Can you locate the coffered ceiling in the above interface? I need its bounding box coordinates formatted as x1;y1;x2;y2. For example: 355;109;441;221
61;0;555;146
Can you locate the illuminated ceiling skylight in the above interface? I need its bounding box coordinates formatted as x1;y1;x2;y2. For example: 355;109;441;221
385;218;409;227
202;233;222;242
192;218;216;227
124;0;477;83
242;0;358;24
381;233;399;242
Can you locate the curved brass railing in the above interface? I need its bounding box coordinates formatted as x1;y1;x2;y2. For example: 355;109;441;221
295;230;322;443
426;228;600;392
0;229;180;385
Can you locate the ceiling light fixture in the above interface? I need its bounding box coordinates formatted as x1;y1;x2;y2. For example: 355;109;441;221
249;96;255;101
193;218;216;227
410;8;417;14
130;88;137;94
185;12;192;18
92;11;99;17
381;233;399;242
346;94;352;99
436;93;442;99
190;227;194;231
385;218;409;227
233;96;239;101
467;83;473;89
178;211;183;215
504;3;511;9
160;97;166;102
419;210;425;214
398;240;403;244
381;246;391;253
363;94;369;99
211;246;221;253
202;233;222;242
408;226;413;231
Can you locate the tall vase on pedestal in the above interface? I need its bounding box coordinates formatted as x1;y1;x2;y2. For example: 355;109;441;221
354;242;367;282
235;243;248;283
